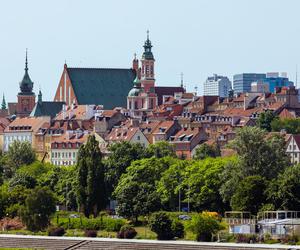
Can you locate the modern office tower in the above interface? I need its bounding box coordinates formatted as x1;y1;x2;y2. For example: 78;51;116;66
233;73;266;94
203;74;232;97
262;72;294;92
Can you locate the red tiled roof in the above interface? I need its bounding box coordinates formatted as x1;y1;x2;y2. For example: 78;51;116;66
5;117;49;132
171;127;202;141
51;133;89;149
152;121;175;134
106;127;139;142
279;108;295;119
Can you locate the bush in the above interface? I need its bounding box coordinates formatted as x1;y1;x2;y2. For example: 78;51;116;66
187;212;223;242
280;235;299;244
104;217;125;232
48;227;65;236
235;234;258;243
171;220;184;238
5;203;22;218
149;212;174;240
117;225;137;239
84;229;97;237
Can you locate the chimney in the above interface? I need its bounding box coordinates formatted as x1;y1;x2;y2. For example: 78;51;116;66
131;119;139;127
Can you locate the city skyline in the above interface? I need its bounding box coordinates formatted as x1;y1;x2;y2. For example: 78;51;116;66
1;0;300;103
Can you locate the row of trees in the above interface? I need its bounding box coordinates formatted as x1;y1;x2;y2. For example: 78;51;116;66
0;125;300;231
257;109;300;134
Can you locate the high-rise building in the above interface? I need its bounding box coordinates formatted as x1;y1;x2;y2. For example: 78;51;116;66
203;74;232;98
233;73;266;94
262;72;294;92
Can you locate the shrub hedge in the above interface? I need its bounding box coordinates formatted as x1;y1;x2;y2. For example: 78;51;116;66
56;216;125;232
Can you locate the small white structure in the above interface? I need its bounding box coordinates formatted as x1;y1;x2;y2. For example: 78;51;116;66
258;211;300;237
225;211;256;234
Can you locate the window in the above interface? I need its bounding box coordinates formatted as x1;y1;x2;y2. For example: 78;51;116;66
137;135;141;140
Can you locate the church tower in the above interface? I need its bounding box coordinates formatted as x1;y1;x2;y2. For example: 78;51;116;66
16;50;36;117
140;31;155;92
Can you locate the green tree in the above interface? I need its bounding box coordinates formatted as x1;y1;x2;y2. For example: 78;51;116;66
105;141;145;197
187;212;223;242
269;165;300;210
221;127;289;206
0;184;9;219
8;172;36;189
271;118;300;134
149;212;174;240
76;135;105;217
1;94;6;110
184;157;232;212
5;185;31;217
257;110;276;132
145;141;176;158
230;175;267;214
20;187;56;231
157;160;187;211
228;127;289;180
7;141;36;171
114;157;175;220
193;143;220;160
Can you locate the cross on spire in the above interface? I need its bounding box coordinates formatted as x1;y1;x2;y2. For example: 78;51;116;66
147;30;149;40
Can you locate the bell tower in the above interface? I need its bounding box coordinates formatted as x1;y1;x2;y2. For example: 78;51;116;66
16;50;36;117
140;30;155;92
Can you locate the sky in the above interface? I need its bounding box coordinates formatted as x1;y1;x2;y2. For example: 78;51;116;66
1;0;300;102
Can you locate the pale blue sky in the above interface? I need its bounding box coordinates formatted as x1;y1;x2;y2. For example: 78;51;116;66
1;0;300;102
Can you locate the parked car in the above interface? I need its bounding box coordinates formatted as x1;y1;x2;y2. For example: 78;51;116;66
178;214;191;220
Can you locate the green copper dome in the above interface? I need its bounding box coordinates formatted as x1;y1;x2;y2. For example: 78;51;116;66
128;76;142;97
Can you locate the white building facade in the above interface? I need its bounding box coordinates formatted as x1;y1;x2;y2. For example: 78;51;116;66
203;74;232;98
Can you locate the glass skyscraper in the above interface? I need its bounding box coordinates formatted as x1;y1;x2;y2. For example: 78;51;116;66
233;73;266;94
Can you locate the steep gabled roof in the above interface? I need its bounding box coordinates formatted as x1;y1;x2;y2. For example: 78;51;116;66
67;67;136;109
30;101;65;118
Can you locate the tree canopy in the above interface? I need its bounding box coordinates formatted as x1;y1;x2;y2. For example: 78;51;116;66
76;135;105;217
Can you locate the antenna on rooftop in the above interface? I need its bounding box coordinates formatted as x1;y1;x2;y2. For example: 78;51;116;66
180;72;184;88
296;64;298;89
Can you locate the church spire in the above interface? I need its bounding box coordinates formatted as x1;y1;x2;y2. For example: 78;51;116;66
142;30;154;60
19;49;34;95
1;94;6;110
25;48;28;73
38;88;42;104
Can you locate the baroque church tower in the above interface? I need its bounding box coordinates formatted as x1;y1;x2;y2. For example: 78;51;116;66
128;31;158;118
140;30;155;92
16;50;36;117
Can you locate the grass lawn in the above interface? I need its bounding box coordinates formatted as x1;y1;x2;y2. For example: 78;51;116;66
134;226;157;240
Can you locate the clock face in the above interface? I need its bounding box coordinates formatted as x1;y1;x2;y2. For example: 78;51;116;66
22;99;29;105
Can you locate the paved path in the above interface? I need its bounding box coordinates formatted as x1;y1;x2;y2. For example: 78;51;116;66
0;234;299;250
